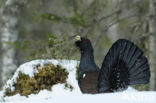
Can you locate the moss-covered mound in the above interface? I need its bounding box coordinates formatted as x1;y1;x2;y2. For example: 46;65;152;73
5;63;69;96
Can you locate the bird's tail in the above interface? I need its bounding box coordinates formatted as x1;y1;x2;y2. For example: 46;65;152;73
98;39;150;92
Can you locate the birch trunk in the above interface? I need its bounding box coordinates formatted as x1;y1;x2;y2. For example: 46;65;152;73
0;0;27;88
149;0;156;91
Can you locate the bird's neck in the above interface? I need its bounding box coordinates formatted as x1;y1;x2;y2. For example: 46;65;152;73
81;51;95;63
79;51;99;77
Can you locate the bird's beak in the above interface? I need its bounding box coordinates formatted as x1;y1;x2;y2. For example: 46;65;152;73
75;35;81;41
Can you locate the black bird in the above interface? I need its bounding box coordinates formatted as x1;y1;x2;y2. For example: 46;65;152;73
75;36;150;94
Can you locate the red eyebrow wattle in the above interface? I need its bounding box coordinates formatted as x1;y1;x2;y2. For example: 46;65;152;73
83;39;88;42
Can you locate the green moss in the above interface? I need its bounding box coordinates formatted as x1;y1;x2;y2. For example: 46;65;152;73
67;16;86;26
41;13;62;22
5;64;69;96
64;83;73;91
132;84;149;91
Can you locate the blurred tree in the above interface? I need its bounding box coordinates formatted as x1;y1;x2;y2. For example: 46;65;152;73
0;0;28;88
149;0;156;91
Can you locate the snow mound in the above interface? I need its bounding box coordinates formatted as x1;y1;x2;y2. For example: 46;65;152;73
0;59;156;103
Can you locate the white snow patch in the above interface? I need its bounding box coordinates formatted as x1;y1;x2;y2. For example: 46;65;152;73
0;59;156;103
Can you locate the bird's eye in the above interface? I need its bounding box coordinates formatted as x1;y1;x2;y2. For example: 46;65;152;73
83;39;88;43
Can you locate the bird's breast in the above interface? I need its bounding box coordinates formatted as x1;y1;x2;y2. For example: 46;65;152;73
79;71;99;94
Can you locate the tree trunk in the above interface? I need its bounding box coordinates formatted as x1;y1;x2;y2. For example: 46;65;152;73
149;0;156;91
0;0;27;88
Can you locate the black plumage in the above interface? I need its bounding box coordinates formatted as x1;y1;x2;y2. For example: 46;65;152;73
75;36;150;93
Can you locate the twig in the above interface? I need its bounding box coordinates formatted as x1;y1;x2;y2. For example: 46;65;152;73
98;9;121;23
72;0;79;15
94;14;138;46
81;0;97;16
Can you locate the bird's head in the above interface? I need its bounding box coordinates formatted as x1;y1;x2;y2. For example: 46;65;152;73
75;36;93;53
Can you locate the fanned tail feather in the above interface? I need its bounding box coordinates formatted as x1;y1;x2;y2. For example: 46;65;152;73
98;39;150;92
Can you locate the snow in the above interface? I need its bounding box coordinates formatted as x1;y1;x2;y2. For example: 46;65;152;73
0;59;156;103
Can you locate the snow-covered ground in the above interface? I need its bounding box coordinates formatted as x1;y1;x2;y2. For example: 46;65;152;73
0;59;156;103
